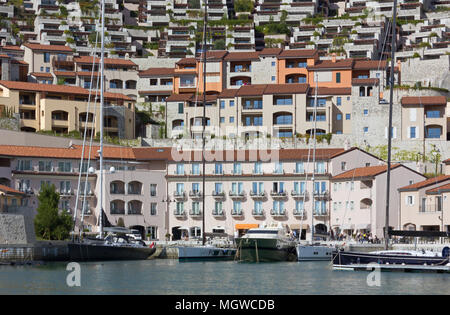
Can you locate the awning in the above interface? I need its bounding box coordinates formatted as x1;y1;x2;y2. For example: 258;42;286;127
356;224;371;230
212;225;225;231
341;224;355;230
290;224;309;230
177;226;190;231
235;224;259;230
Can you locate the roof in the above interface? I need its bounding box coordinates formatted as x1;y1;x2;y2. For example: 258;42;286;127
444;158;450;164
23;43;73;52
259;48;282;56
401;96;447;106
53;71;77;77
165;93;194;102
30;72;53;78
426;182;450;194
308;87;351;96
1;46;23;52
399;175;450;191
308;59;354;70
353;60;387;70
74;56;137;66
332;164;402;180
139;68;175;77
351;78;379;86
278;49;318;59
236;84;268;97
198;51;228;61
264;84;309;95
0;184;25;196
176;58;196;66
218;89;239;98
0;80;133;101
224;51;260;61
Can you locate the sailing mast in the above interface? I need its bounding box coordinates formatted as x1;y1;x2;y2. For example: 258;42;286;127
98;0;106;239
384;0;397;250
310;72;319;243
201;0;208;246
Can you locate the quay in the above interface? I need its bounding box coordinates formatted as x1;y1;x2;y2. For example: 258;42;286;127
334;263;450;273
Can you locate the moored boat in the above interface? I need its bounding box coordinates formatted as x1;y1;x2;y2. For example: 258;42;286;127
236;223;297;262
297;244;334;261
177;245;236;261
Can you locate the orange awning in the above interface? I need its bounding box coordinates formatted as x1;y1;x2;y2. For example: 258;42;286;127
235;224;259;230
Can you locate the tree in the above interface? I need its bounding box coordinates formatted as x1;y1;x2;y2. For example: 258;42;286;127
234;0;253;12
213;39;226;50
34;183;73;240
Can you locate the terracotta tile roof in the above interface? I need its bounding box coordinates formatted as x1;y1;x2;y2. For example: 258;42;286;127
333;164;402;180
0;54;9;59
351;78;379;86
138;90;172;95
30;72;53;78
308;87;351;95
139;68;175;77
23;43;73;52
444;158;450;164
426;182;450;194
1;45;23;51
176;58;196;65
218;89;239;98
198;51;228;61
0;81;133;101
308;59;354;70
353;61;386;72
224;51;260;61
74;56;136;66
76;71;100;77
0;145;135;160
399;175;450;191
132;147;175;161
11;60;28;65
264;84;309;95
278;49;318;59
236;84;268;96
259;48;282;56
165;93;194;102
0;184;25;196
54;71;77;77
401;96;447;106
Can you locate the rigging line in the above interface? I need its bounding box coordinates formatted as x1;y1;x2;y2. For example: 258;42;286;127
73;28;100;236
377;18;391;73
337;167;358;238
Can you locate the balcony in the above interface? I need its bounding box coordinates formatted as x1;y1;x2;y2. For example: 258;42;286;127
270;191;287;199
313;191;329;200
252;209;265;217
212;210;225;217
293;210;306;218
270;209;286;217
229;190;246;199
212;191;226;199
189;190;203;199
174;210;186;218
313;210;328;217
231;210;243;217
291;190;308;200
173;191;186;200
189;210;202;217
250;190;266;199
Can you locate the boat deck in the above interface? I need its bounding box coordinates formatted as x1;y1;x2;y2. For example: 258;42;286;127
333;263;450;273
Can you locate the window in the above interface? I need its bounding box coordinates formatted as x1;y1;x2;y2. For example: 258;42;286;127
230;100;234;107
178;103;184;114
147;226;158;240
44;52;50;63
150;203;157;215
295;162;304;174
46;67;50;73
271;61;276;66
315;162;325;174
253;162;262;174
39;161;52;172
176;163;184;175
345;113;351;120
341;162;346;171
220;101;225;109
254;201;263;214
294;182;306;194
336;72;341;83
274;96;292;105
336;114;342;121
426;127;441;139
191;163;200;175
150;79;157;86
407;196;414;206
272;182;285;193
40;66;44;72
231;182;244;194
409;127;416;139
233;162;242;175
176;183;184;194
220;117;225;123
336;97;341;106
150;184;157;197
426;110;440;118
274;162;283;174
271;76;275;81
229;116;234;123
363;127;368;133
252;182;264;194
215;163;223;175
214;201;223;215
363;109;368;116
215;183;223;194
176;202;184;214
233;201;242;214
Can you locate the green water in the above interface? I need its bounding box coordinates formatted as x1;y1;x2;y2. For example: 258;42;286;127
0;260;449;294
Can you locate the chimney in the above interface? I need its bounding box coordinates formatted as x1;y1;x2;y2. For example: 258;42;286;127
331;53;337;63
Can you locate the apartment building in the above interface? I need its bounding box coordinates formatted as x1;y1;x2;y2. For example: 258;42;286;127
22;43;74;78
0;144;167;240
332;164;427;238
400;96;448;141
165;146;384;240
0;80;136;139
445;158;450;175
399;175;450;233
0;184;26;213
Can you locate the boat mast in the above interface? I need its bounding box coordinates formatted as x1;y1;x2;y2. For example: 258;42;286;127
310;72;318;243
99;0;105;239
384;0;397;250
201;0;208;246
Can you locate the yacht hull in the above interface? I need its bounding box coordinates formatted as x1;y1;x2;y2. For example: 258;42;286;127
177;246;236;261
297;245;333;261
236;238;296;262
333;250;449;266
68;243;155;261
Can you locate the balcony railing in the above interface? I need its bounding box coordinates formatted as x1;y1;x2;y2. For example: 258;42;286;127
229;190;246;199
189;210;202;217
174;209;186;217
231;210;243;216
212;190;225;198
291;190;308;199
313;191;329;199
173;191;186;199
189;190;203;199
250;190;266;198
270;191;287;198
110;208;125;215
270;209;286;216
212;210;224;217
252;209;265;217
313;210;328;217
293;209;306;217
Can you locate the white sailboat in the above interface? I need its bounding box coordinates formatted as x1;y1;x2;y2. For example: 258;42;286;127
176;1;236;261
67;0;154;261
296;72;333;261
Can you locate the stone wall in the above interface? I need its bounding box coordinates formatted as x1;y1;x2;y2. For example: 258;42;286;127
130;56;179;71
0;117;19;131
0;214;28;245
400;55;450;90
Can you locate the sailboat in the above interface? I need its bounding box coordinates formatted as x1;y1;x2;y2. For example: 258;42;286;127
176;1;236;261
296;73;333;261
67;0;155;261
332;0;450;270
